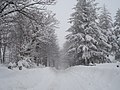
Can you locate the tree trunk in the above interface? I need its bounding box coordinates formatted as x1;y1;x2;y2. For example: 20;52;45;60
3;44;7;64
47;57;50;67
37;58;39;66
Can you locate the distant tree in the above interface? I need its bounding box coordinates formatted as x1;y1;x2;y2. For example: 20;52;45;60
62;41;75;67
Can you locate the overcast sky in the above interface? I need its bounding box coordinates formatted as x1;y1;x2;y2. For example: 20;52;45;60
49;0;120;49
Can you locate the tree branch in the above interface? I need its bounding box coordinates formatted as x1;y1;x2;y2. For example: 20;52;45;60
0;0;55;18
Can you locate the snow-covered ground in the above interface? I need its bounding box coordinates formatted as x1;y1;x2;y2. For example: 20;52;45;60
0;63;120;90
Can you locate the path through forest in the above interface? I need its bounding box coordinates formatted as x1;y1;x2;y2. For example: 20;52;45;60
0;63;120;90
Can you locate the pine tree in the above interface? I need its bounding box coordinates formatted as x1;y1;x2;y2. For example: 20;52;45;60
66;0;111;66
98;5;114;55
99;5;113;35
114;9;120;61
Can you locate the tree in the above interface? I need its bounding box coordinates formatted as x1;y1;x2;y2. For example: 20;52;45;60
114;9;120;61
0;0;56;64
98;5;114;55
0;0;60;67
0;16;15;63
0;0;56;18
62;41;75;67
9;11;59;67
66;0;111;66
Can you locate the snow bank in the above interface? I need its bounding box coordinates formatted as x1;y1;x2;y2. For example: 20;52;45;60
0;63;120;90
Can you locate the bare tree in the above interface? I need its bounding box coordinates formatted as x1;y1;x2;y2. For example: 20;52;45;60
0;0;57;64
0;0;56;18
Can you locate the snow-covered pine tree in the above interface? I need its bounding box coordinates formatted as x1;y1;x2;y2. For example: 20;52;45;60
98;5;114;56
66;0;111;66
114;9;120;61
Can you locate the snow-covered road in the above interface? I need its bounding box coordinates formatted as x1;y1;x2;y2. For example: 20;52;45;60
0;63;120;90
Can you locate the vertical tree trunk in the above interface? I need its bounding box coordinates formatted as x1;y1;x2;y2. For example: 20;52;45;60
47;56;50;67
3;44;7;64
37;58;39;66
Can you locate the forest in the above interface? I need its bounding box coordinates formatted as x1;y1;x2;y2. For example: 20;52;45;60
0;0;120;69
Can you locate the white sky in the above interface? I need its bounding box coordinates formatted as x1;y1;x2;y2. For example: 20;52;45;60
49;0;120;49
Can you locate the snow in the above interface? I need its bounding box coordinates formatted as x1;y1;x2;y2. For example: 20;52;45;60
18;61;23;67
85;35;97;43
86;35;93;41
0;63;120;90
8;62;13;67
22;60;30;68
83;45;88;51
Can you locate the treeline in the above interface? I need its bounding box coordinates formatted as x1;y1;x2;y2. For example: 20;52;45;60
0;0;60;68
62;0;120;66
1;0;120;69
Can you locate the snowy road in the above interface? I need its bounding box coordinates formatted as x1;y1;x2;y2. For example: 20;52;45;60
0;63;120;90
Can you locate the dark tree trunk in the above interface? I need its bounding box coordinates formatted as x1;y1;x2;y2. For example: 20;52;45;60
3;44;7;64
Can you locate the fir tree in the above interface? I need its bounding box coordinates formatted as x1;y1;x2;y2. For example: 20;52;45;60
66;0;111;66
98;5;114;54
114;9;120;60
